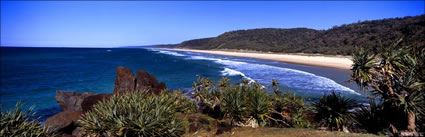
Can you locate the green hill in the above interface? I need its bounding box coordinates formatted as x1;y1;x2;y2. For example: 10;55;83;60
172;14;425;55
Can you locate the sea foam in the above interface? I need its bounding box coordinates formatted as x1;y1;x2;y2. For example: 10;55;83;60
152;48;359;95
185;54;359;95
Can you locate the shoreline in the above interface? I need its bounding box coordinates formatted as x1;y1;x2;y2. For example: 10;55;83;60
164;48;353;70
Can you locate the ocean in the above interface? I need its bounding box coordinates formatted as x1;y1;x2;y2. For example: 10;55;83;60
0;47;367;121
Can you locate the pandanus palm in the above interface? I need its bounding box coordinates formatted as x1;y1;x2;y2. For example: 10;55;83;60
351;38;425;132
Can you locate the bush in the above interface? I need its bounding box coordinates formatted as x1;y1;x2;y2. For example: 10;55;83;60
0;101;55;137
269;92;311;128
353;101;387;134
79;90;184;137
313;91;357;131
221;86;246;124
246;88;270;127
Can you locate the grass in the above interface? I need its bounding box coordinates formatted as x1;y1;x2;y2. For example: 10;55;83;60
212;127;383;137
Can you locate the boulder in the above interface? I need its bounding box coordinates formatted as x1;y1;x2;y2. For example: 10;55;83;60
113;66;136;94
81;93;112;113
135;70;166;95
56;91;94;112
44;111;82;133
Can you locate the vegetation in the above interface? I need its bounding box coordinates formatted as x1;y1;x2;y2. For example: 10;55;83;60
173;15;424;55
191;77;312;128
0;102;55;137
312;91;357;131
351;38;425;134
354;101;387;134
78;89;184;137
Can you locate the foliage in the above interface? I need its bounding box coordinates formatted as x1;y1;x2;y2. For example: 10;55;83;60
192;77;222;117
191;77;314;128
268;79;311;128
175;15;424;55
168;90;197;113
353;101;388;134
351;38;425;132
246;87;270;127
0;101;55;137
312;91;357;131
79;90;184;137
221;86;247;124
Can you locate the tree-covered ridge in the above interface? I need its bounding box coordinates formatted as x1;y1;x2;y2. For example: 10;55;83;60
174;14;425;55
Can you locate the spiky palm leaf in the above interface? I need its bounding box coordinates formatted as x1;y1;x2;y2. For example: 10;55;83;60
351;48;377;88
79;90;184;137
221;86;246;124
313;92;357;131
0;101;55;137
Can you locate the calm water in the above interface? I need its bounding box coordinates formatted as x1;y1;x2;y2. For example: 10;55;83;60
0;47;366;120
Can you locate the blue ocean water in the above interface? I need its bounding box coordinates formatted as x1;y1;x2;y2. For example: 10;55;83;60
0;47;366;120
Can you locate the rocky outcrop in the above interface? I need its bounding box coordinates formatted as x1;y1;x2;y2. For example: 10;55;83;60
81;93;112;113
113;66;166;95
113;66;136;94
56;91;94;112
135;70;167;95
47;66;168;136
44;111;82;133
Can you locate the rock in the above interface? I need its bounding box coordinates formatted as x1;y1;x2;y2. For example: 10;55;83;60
81;93;112;113
135;70;167;95
44;111;82;133
113;66;136;94
158;82;167;91
56;91;94;112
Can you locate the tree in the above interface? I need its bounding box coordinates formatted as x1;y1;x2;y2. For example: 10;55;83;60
351;38;425;133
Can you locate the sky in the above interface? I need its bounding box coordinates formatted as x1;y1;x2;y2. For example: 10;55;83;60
1;1;424;48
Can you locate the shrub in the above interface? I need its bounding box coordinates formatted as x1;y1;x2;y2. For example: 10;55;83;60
168;90;197;113
79;90;184;137
221;86;246;124
353;101;387;134
245;84;271;127
313;91;357;131
269;92;311;128
0;101;55;137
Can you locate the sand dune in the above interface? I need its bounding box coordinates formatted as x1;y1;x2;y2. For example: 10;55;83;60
166;48;353;70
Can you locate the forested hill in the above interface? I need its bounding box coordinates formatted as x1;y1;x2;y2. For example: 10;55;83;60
172;14;425;55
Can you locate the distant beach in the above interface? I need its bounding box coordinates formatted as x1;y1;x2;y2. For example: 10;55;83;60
166;48;353;70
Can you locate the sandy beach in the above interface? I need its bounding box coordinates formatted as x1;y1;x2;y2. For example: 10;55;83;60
166;48;353;70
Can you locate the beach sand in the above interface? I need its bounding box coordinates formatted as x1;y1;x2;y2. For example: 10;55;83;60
166;48;353;70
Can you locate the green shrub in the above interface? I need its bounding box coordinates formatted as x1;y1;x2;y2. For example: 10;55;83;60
0;101;55;137
168;90;197;113
221;86;246;124
269;92;311;128
79;90;184;137
313;91;357;131
244;83;271;127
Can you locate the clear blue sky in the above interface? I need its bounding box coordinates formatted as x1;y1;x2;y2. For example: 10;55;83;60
1;1;424;47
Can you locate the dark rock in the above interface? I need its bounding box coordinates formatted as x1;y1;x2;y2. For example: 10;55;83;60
44;111;82;133
81;93;112;113
135;70;166;95
56;91;94;112
113;66;136;94
158;82;167;91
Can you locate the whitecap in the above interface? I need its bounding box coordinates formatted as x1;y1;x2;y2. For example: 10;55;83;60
184;54;360;95
221;68;255;83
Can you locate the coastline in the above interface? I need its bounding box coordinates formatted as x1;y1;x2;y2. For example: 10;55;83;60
164;48;353;70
